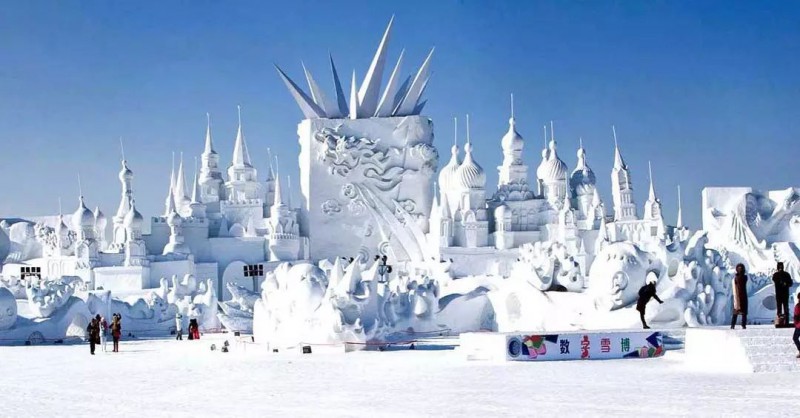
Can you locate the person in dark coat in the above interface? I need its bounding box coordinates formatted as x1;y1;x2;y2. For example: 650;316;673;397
636;281;663;329
773;262;793;325
86;318;100;355
110;313;122;352
731;263;749;329
793;291;800;358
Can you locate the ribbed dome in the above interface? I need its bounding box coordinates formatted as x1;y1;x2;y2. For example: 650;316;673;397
56;215;69;235
570;147;597;196
536;148;550;180
438;144;460;191
118;160;133;182
539;140;567;183
455;143;486;189
71;196;95;230
501;118;524;153
124;200;143;229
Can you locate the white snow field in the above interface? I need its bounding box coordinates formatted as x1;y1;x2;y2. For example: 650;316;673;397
0;334;798;417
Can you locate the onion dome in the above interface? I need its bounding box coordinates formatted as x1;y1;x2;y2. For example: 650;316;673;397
123;200;143;230
118;160;133;182
539;140;567;183
570;145;597;197
94;207;107;229
56;215;69;236
536;148;550;180
438;143;460;191
455;142;486;189
501;118;524;154
71;196;95;230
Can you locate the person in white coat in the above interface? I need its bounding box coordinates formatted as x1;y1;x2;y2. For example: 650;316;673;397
175;312;183;341
98;315;108;352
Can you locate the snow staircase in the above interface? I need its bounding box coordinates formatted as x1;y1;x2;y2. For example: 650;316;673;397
686;326;800;373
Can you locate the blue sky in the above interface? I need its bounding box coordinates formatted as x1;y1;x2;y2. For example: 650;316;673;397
1;1;798;228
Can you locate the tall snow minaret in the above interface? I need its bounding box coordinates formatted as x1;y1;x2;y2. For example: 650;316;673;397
225;105;260;202
199;113;224;210
610;126;637;221
112;151;134;248
643;161;662;221
496;94;531;200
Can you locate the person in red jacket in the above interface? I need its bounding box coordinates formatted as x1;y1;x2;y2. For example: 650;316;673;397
793;292;800;359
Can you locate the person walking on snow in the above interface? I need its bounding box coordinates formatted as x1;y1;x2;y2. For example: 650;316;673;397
175;312;183;341
636;280;663;329
773;262;793;326
86;318;100;355
731;263;749;329
98;314;108;352
793;292;800;359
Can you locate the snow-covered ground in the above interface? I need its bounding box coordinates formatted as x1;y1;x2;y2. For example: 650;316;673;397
0;334;798;417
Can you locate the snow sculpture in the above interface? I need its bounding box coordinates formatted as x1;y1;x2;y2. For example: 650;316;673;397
25;277;81;318
587;242;665;311
510;242;584;292
254;259;442;349
217;283;260;332
0;275;27;299
0;287;17;330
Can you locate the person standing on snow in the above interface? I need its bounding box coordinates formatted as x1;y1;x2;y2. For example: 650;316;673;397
86;318;100;355
636;280;663;329
110;313;122;352
175;312;183;341
98;315;108;352
731;263;749;330
773;262;793;326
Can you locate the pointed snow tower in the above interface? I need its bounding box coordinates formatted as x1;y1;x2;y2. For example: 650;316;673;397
643;161;666;239
225;105;261;202
267;169;300;261
610;126;637;221
199;113;225;212
276;18;437;262
495;94;533;201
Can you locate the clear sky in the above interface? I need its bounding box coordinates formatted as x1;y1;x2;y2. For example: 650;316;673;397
1;1;798;229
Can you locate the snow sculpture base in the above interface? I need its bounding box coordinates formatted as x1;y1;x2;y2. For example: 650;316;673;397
298;115;436;262
460;330;664;362
685;327;800;373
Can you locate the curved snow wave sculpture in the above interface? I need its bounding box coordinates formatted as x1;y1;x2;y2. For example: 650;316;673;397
253;258;443;349
0;287;18;330
25;276;83;318
510;242;584;292
217;283;259;333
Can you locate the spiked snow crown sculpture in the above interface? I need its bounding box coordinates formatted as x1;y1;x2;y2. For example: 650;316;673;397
275;17;434;120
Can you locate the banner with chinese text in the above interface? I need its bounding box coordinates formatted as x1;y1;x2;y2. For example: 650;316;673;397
505;331;663;361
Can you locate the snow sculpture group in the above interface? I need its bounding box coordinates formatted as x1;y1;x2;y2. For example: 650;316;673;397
1;19;798;348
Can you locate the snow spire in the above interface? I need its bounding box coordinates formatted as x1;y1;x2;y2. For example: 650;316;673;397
164;172;176;217
175;152;188;202
612;125;626;169
191;157;201;204
232;105;252;167
169;152;176;193
204;112;216;155
510;93;515;121
266;147;275;181
677;185;683;228
648;161;656;201
119;137;125;162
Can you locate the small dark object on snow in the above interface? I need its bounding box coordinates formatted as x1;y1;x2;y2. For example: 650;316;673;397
54;339;63;344
302;345;312;354
210;344;216;351
272;348;279;353
409;343;415;350
223;340;230;347
221;346;228;353
24;341;31;346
